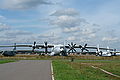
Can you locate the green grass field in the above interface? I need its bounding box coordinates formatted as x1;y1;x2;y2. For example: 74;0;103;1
52;60;120;80
0;55;120;80
0;59;16;64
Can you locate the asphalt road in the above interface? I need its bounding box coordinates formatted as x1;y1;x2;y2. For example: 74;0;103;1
0;60;52;80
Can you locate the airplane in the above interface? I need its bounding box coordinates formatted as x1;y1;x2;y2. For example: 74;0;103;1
0;43;17;56
95;45;113;57
0;41;116;57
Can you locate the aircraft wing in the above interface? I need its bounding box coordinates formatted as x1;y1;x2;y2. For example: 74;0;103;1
0;45;18;47
65;45;114;51
65;45;81;48
0;45;33;47
0;44;54;48
86;46;114;51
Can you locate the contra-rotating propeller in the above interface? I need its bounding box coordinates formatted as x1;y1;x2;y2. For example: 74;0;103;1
79;44;89;52
32;41;37;52
44;42;48;54
68;42;77;53
13;43;16;51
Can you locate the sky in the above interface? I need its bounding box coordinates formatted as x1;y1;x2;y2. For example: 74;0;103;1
0;0;120;50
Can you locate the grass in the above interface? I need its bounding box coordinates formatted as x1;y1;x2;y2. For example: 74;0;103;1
0;59;16;64
0;55;120;79
52;60;120;80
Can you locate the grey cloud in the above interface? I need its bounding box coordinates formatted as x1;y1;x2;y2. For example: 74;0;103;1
51;15;81;28
50;8;101;44
0;29;33;41
0;0;53;10
5;30;32;38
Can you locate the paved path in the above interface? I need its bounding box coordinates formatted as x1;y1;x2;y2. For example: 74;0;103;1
0;60;52;80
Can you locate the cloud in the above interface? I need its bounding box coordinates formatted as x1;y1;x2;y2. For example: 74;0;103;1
67;36;76;41
0;15;6;20
51;8;79;16
102;37;118;41
102;30;119;42
63;27;80;33
80;37;90;43
0;23;10;31
0;0;53;10
50;8;101;44
5;30;32;37
51;15;81;28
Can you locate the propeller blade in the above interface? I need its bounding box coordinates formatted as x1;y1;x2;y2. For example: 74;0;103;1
85;49;89;52
79;45;82;48
68;44;71;48
68;49;72;54
32;41;37;53
73;44;76;47
44;42;47;46
34;41;36;45
72;49;74;53
84;44;87;48
81;49;84;52
32;48;35;52
45;47;48;54
73;48;77;52
13;43;16;51
71;42;73;46
44;42;48;54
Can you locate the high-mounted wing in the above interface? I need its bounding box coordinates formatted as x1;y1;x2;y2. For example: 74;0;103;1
0;45;32;47
86;46;114;51
65;43;115;52
0;41;54;54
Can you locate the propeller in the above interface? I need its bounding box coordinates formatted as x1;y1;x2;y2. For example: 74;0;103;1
13;43;16;51
44;42;48;54
68;42;77;54
114;49;116;52
80;44;89;52
32;41;36;52
113;49;116;56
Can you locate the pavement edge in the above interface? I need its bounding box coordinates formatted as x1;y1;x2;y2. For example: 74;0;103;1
51;61;55;80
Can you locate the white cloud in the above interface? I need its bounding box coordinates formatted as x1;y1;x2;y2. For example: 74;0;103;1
0;23;10;31
50;8;101;45
102;37;118;41
51;8;79;16
80;37;90;43
63;27;80;33
0;15;6;20
0;0;53;10
81;28;97;38
67;36;76;41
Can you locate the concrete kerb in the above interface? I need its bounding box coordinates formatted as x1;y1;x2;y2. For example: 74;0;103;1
51;62;55;80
